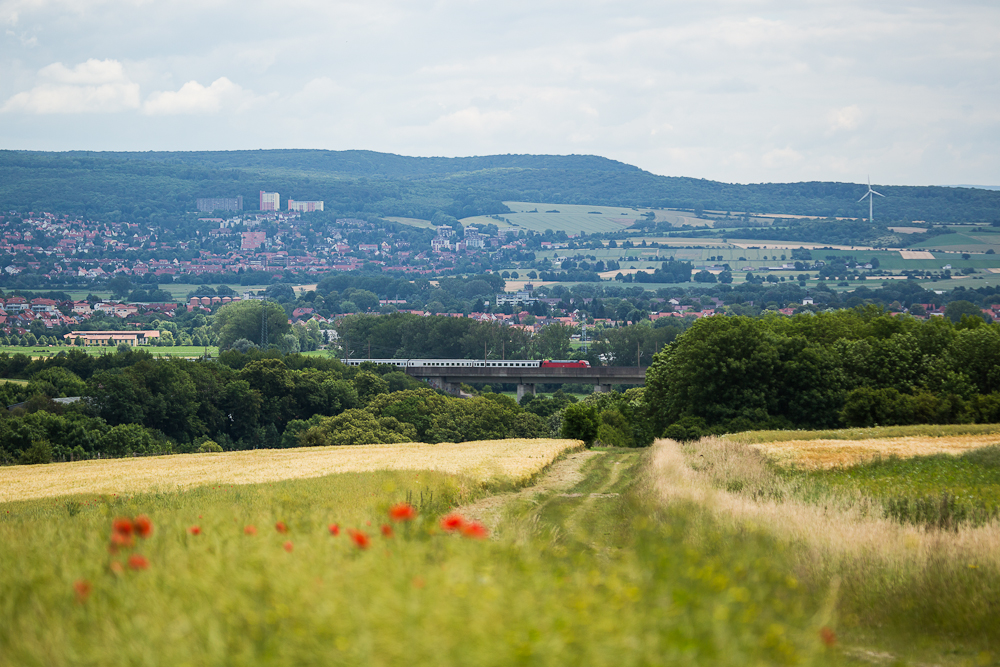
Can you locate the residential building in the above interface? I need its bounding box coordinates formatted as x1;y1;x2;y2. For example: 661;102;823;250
196;196;243;212
288;200;324;213
259;191;280;212
242;231;267;250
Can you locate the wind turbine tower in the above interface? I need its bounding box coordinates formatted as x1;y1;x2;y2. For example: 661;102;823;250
857;177;885;223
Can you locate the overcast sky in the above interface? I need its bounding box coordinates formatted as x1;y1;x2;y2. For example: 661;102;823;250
1;0;998;186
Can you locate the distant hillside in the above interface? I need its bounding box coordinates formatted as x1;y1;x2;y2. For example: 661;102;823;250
1;149;998;225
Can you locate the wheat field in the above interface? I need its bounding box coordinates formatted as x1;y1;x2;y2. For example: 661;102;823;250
744;434;1000;469
0;439;583;503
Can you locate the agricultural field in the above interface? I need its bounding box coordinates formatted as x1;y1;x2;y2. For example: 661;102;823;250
0;442;846;666
669;431;1000;663
0;439;581;503
461;202;709;236
0;345;219;359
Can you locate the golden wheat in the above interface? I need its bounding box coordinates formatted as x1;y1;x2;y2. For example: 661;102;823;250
0;439;582;503
744;434;999;469
651;437;1000;570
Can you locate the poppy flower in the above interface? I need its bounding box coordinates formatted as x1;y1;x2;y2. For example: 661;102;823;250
381;524;393;537
189;526;201;535
283;541;294;552
109;561;124;574
389;503;417;522
127;554;149;570
347;529;370;550
109;531;134;552
112;517;134;536
440;514;466;532
461;521;489;540
819;627;836;647
244;525;257;535
134;515;153;539
275;521;288;534
328;524;340;536
73;579;92;603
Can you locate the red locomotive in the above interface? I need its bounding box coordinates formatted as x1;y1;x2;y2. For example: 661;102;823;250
539;359;591;368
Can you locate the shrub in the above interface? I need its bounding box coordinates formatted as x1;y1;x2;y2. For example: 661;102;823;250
19;439;53;465
560;403;599;446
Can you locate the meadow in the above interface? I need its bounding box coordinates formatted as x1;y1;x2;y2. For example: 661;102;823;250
0;443;845;666
670;431;1000;663
461;202;708;236
0;345;219;359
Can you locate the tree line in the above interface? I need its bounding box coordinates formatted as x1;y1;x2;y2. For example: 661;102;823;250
646;308;1000;439
0;346;653;466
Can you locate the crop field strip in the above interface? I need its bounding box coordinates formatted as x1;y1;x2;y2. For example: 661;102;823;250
0;438;582;502
744;434;1000;469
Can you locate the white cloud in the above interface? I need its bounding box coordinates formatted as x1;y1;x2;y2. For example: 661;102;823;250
830;105;863;131
142;77;245;115
1;59;140;113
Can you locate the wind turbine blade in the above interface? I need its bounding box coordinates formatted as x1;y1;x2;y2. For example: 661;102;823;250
858;193;870;202
871;189;885;197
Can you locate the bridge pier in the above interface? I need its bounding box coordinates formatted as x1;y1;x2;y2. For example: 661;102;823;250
426;377;463;397
593;383;613;393
516;383;536;402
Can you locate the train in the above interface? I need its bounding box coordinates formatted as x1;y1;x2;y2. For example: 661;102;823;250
339;358;591;369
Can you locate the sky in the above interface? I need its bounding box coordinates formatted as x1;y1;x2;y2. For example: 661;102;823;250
1;0;998;187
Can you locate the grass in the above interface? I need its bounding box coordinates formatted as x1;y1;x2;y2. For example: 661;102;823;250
0;345;220;359
0;446;844;666
662;436;1000;661
0;439;582;503
808;447;1000;528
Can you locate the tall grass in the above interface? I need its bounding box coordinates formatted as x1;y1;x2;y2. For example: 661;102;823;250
655;437;1000;648
1;457;843;665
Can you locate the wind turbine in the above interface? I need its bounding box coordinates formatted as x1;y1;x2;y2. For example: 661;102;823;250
857;176;885;223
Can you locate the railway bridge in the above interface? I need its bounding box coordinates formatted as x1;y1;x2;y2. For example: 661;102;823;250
404;365;648;400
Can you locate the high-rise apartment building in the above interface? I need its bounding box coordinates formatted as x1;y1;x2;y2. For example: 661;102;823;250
259;191;280;211
196;196;243;212
288;200;324;212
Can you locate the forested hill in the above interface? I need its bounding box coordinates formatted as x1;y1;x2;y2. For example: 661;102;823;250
1;149;998;224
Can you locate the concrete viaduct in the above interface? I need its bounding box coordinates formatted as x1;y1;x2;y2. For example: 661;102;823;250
404;366;648;400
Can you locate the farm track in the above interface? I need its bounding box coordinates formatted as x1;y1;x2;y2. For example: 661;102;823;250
460;448;644;555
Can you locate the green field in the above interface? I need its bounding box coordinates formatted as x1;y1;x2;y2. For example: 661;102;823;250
808;446;1000;527
910;232;1000;254
0;345;218;359
461;202;709;236
0;451;846;666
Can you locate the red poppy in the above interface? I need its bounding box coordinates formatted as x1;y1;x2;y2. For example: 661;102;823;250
275;521;288;534
381;524;393;537
461;521;489;540
440;514;466;532
73;579;92;603
109;531;134;552
819;627;836;647
127;554;149;570
347;529;370;550
389;503;417;522
328;524;340;536
189;526;201;535
283;541;294;552
244;525;257;535
133;515;153;539
112;517;134;536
